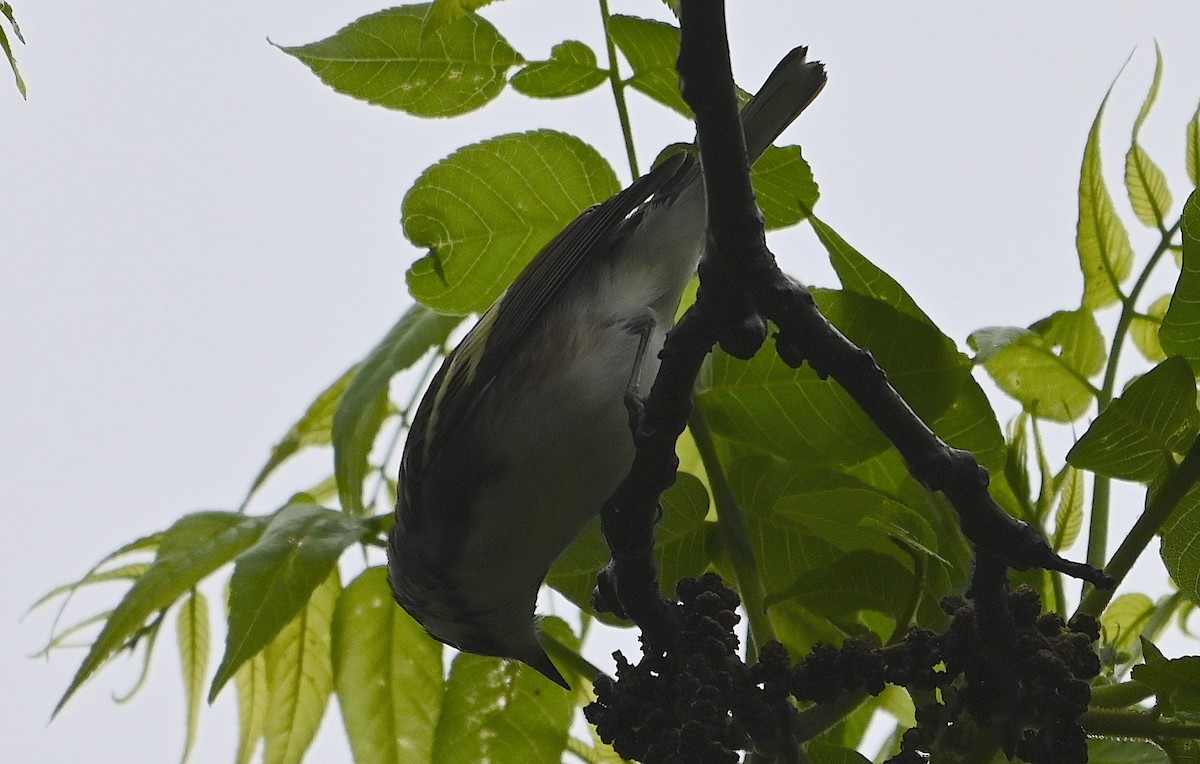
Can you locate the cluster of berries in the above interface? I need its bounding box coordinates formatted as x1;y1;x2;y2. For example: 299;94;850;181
588;574;1100;764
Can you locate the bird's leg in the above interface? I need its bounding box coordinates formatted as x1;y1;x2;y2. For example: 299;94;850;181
620;310;658;435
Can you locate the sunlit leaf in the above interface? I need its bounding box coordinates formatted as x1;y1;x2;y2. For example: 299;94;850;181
210;505;366;701
0;1;25;98
1067;356;1198;482
1051;465;1085;551
54;512;267;716
245;364;358;505
176;589;210;764
1077;80;1136;309
233;651;267;764
972;310;1104;422
1187;101;1199;187
277;5;522;117
753;144;819;230
332;305;461;516
808;214;931;326
511;40;607;98
29;562;151;615
1162;190;1200;367
333;567;443;763
404;130;620;313
607;15;687;116
1101;593;1155;653
1033;308;1107;377
1125;45;1172;229
1132;294;1172;362
262;569;339;764
432;620;573;762
423;0;501;33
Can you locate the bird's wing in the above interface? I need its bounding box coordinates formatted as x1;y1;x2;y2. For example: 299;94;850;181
417;151;695;457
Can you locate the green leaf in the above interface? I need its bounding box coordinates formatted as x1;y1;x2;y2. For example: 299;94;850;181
0;2;25;98
54;512;267;716
176;589;210;764
973;310;1104;422
1162;190;1200;367
1132;293;1173;362
1051;465;1085;551
700;289;969;465
1077;79;1136;309
808;214;932;326
929;375;1007;474
607;15;689;116
1161;738;1200;764
1088;739;1169;764
245;364;359;504
1128;143;1173;230
1033;308;1108;377
1132;636;1200;717
511;40;607;98
210;505;366;702
774;489;937;572
262;569;339;764
233;651;268;764
333;305;462;516
1188;102;1199;188
968;326;1029;364
547;472;710;621
276;5;521;117
432;628;573;762
423;0;501;33
806;740;874;764
654;472;712;592
403;130;620;313
1126;45;1172;230
773;550;916;624
332;567;443;764
29;562;151;615
753;145;820;230
1101;593;1156;653
1162;479;1200;610
1067;356;1199;482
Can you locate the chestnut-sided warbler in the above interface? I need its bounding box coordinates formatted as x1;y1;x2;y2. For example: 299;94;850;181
388;48;826;688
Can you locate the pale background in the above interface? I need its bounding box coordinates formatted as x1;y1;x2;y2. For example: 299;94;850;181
4;1;1200;762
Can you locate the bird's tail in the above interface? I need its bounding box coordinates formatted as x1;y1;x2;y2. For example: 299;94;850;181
740;46;827;162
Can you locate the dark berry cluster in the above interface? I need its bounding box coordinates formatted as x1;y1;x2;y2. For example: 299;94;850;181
585;573;796;764
893;586;1100;764
587;575;1100;764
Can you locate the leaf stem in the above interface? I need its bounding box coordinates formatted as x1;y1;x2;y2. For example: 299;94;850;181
598;0;639;178
1083;216;1183;593
1082;707;1200;739
688;406;774;658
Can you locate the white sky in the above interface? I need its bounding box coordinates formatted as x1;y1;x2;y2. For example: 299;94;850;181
5;2;1200;762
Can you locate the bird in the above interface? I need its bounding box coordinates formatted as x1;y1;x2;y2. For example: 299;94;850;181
388;47;827;689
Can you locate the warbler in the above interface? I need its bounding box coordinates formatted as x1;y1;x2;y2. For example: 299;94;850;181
388;47;826;688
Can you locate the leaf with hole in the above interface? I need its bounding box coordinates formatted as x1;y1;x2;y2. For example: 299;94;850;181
511;40;607;98
404;130;620;314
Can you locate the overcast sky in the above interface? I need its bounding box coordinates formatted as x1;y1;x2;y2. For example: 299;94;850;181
5;2;1200;762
